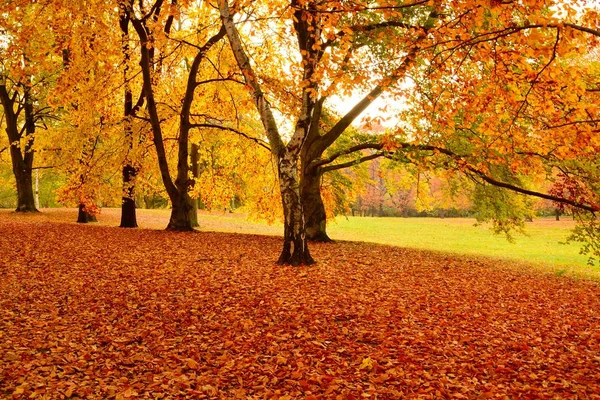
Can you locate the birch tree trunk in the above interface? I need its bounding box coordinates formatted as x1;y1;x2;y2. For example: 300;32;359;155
219;0;314;265
277;152;314;265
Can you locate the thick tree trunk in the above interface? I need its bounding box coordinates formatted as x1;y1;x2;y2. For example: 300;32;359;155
120;163;138;227
220;1;314;264
300;168;332;242
1;84;38;212
167;192;195;231
277;155;314;266
77;204;97;223
13;156;37;212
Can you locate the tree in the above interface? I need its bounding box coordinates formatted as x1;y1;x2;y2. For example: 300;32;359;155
0;79;38;212
0;1;64;212
395;1;600;243
220;0;320;265
122;0;228;231
119;6;144;228
219;0;443;251
294;0;600;247
41;0;126;222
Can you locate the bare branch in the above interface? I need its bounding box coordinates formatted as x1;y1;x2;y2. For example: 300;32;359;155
194;77;245;87
321;152;384;173
309;142;384;171
190;123;271;151
292;1;430;14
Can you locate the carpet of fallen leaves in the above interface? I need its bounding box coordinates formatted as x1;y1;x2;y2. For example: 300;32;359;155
1;214;600;399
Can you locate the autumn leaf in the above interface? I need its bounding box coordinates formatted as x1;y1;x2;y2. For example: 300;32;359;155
359;357;374;371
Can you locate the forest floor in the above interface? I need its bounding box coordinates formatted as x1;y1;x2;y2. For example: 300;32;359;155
1;211;600;398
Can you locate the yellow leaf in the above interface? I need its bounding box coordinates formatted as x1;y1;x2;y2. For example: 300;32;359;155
359;357;374;371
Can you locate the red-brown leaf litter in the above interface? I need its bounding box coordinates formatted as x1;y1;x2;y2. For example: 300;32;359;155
1;213;599;399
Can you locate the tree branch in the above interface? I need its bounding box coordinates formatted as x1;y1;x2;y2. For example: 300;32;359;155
194;77;245;87
190;123;271;151
317;45;419;153
292;1;430;13
466;167;600;213
392;141;600;213
324;21;422;48
309;142;384;171
321;152;384;173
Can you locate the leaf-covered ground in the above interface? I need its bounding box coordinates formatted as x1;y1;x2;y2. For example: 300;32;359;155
1;214;600;399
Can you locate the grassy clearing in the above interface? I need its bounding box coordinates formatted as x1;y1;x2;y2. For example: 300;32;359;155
326;216;590;270
2;208;595;276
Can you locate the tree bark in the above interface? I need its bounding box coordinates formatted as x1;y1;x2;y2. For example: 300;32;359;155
119;6;139;228
300;167;331;242
120;163;138;227
0;83;38;212
77;204;97;223
277;153;315;265
167;192;195;231
13;158;37;212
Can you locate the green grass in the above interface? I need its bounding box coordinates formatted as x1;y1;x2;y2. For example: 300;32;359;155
326;216;590;270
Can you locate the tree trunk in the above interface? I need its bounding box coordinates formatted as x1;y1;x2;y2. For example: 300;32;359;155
13;156;37;212
119;10;139;228
189;142;200;227
77;204;97;223
129;16;211;233
120;163;138;227
220;1;314;264
0;84;38;213
277;154;314;266
300;168;332;242
167;192;195;231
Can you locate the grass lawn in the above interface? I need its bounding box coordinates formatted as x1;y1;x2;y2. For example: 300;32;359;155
327;216;590;271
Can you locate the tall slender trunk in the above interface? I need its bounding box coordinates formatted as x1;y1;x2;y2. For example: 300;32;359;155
120;163;138;227
300;167;331;242
189;142;200;226
119;8;139;228
277;152;314;265
220;0;314;265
